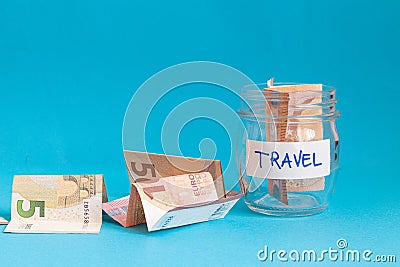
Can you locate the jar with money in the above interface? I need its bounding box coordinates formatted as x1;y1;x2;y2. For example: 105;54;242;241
237;79;340;216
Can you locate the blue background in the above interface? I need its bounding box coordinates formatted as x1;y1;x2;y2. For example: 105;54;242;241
0;0;399;266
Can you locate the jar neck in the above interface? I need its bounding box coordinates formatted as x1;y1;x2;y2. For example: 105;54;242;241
239;83;339;121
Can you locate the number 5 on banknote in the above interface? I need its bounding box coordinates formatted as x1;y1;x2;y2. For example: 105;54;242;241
130;162;156;178
17;200;45;218
4;174;107;234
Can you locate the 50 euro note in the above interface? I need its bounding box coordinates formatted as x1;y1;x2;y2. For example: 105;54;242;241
124;150;226;198
264;80;325;204
102;151;241;231
137;172;218;206
5;174;107;234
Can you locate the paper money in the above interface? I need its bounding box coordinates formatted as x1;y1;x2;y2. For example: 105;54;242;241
103;151;242;231
267;179;288;204
103;181;240;232
124;150;225;199
122;150;227;226
134;180;240;231
0;217;8;225
264;87;290;204
264;79;325;204
285;85;325;193
137;172;219;207
102;183;147;227
103;172;220;227
5;174;106;234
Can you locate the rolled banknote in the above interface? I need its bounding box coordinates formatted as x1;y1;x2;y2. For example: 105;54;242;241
4;174;105;234
0;217;8;225
264;87;290;204
285;86;325;193
264;79;325;204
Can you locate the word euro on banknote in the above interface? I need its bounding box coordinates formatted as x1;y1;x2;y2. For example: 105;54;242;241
137;172;219;207
0;217;8;225
102;151;242;231
5;174;107;234
124;150;226;198
264;79;325;204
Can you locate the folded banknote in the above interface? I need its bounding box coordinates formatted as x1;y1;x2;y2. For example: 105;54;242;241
5;174;107;234
103;151;242;231
103;181;241;232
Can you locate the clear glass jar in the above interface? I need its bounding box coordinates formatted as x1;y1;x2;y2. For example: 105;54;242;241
237;82;340;217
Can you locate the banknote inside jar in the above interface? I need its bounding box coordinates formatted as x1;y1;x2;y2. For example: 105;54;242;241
264;79;328;204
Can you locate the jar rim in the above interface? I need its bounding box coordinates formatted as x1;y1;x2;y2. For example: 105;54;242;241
241;82;336;100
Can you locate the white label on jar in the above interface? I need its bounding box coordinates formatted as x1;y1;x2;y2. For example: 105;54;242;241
246;139;330;179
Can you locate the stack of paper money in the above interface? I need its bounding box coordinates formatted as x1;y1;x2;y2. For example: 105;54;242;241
4;174;106;233
103;151;242;231
264;79;325;204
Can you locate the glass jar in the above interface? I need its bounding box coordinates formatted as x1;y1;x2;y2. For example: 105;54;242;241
237;82;340;217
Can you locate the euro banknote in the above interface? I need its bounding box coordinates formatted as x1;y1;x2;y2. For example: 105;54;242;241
264;80;325;204
5;174;105;233
124;150;226;199
0;217;7;225
285;85;325;193
134;180;240;231
103;171;220;228
109;150;227;227
103;172;240;231
137;172;219;207
264;87;290;204
103;151;242;231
